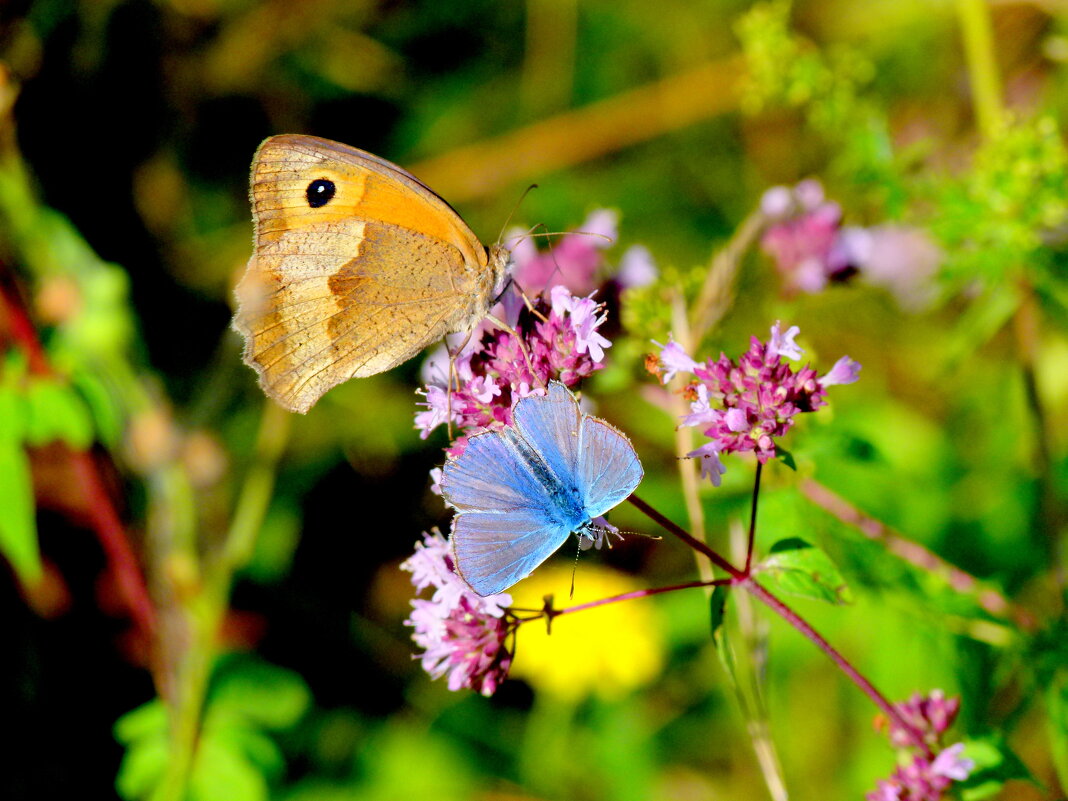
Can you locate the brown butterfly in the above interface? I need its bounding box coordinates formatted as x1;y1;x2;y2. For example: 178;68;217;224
232;134;510;413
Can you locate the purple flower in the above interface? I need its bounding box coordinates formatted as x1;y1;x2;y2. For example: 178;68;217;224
759;180;868;294
414;284;612;441
616;244;658;289
822;356;862;386
402;530;515;696
855;225;942;310
930;743;974;782
663;324;857;473
507;209;617;297
650;338;700;384
768;321;803;360
888;690;961;748
868;692;971;801
685;442;727;486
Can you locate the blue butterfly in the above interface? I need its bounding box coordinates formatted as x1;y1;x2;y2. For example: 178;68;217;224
441;381;644;596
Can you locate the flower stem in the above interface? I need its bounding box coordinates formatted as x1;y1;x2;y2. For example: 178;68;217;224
740;576;932;756
626;492;932;755
956;0;1003;139
744;461;763;574
627;493;744;578
549;577;733;618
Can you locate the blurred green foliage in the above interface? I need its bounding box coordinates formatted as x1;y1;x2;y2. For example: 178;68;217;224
0;0;1066;800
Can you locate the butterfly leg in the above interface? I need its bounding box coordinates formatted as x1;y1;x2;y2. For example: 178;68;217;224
445;329;476;440
485;313;543;390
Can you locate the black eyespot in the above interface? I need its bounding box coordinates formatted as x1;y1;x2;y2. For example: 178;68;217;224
306;178;336;208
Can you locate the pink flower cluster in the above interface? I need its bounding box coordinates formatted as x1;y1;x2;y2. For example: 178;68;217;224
507;209;657;297
760;180;941;308
867;690;974;801
401;530;515;696
415;285;612;448
651;323;860;483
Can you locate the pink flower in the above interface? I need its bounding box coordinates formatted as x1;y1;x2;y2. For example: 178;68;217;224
768;321;803;360
507;209;617;297
401;531;515;696
616;245;658;289
759;180;868;294
660;323;858;479
867;692;971;801
651;338;700;384
930;743;974;782
888;690;961;749
414;285;612;440
685;442;727;486
855;225;942;310
822;356;862;387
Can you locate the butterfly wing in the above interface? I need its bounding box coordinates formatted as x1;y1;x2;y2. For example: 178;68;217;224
441;428;556;513
577;417;644;518
451;509;572;597
233;135;499;413
442;424;580;596
511;381;582;490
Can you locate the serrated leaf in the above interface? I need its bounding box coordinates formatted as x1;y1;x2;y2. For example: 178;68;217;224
0;434;41;584
756;537;851;605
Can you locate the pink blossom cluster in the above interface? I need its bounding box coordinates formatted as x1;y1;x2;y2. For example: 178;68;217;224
401;530;515;696
760;180;941;308
867;691;974;801
507;209;657;297
650;323;860;483
415;285;612;449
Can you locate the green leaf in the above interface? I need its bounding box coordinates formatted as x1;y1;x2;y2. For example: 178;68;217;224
1046;674;1068;791
24;378;94;449
210;656;311;730
958;735;1039;800
774;445;797;471
755;537;851;605
710;583;730;643
115;729;168;801
114;699;168;745
189;736;269;801
0;433;41;584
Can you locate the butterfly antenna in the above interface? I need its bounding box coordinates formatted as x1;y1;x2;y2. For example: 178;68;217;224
496;184;539;247
570;536;583;599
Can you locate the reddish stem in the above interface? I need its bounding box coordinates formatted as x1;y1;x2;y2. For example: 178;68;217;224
550;577;733;618
626;491;932;756
744;461;763;574
627;494;744;578
740;577;931;756
0;276;157;639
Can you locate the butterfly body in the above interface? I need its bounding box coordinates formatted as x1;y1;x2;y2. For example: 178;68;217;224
233;135;509;413
441;382;643;596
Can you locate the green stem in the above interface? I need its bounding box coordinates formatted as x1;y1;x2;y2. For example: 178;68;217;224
956;0;1003;138
153;402;291;801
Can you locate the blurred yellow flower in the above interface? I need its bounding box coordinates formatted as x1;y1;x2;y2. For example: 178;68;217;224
508;563;664;702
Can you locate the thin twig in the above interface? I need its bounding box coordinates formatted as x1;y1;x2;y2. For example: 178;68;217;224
799;478;1032;628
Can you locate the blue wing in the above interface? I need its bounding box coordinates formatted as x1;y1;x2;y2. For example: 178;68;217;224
441;428;555;513
451;509;572;596
578;417;643;517
511;382;582;490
